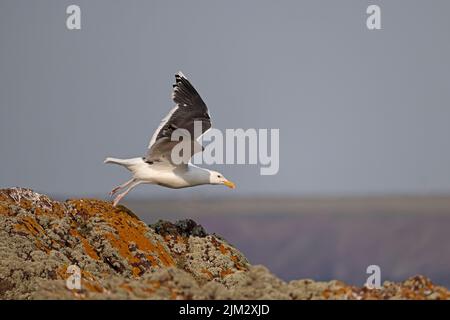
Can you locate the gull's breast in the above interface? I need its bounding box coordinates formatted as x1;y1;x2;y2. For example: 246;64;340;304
132;163;190;188
154;172;191;189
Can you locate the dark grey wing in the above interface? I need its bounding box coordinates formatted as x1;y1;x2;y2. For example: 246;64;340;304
146;72;211;164
145;136;203;167
147;71;211;149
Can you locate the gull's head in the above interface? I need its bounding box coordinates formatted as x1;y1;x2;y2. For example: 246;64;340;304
209;171;236;189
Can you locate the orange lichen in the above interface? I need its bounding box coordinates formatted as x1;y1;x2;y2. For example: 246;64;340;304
13;224;31;236
141;286;156;295
218;244;229;255
201;268;214;280
147;280;161;290
146;255;158;267
155;242;174;267
81;238;99;260
220;268;234;278
69;228;100;260
34;239;51;254
322;289;331;299
33;204;67;218
170;288;182;299
15;216;45;236
0;201;13;216
0;188;61;216
82;280;104;293
132;267;141;277
176;235;186;244
119;283;133;292
231;255;247;271
57;265;68;278
68;199;175;273
131;280;163;296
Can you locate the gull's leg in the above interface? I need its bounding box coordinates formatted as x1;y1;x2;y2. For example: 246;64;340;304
109;178;136;197
112;180;142;207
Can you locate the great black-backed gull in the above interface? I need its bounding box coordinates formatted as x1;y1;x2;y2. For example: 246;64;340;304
104;72;235;207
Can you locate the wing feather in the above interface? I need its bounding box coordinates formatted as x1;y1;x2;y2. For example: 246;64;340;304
145;72;211;165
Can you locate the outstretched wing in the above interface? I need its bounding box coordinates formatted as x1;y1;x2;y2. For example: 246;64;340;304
145;72;211;165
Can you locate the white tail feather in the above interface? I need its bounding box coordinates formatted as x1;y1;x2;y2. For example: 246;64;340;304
104;157;136;167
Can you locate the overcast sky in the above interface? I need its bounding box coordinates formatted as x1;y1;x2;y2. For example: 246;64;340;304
1;0;450;198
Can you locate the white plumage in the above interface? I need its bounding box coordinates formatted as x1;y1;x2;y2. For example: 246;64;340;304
104;72;235;207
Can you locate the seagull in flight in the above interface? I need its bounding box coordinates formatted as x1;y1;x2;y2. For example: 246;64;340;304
105;72;235;207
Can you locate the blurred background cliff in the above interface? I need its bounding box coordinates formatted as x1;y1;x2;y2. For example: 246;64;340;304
119;196;450;288
1;1;449;287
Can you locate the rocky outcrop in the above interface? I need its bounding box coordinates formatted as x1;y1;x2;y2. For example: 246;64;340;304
0;188;448;300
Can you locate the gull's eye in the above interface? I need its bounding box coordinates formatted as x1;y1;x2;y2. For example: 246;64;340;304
217;175;221;178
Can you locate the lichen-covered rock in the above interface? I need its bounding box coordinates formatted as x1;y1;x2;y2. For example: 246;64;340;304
150;219;208;238
0;188;449;300
0;188;249;299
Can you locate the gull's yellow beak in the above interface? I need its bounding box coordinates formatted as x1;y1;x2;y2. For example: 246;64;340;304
223;180;236;189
